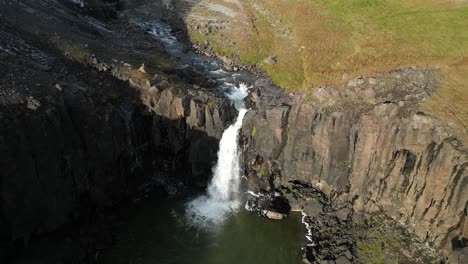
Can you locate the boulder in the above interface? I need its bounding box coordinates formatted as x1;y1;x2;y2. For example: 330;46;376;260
266;211;284;220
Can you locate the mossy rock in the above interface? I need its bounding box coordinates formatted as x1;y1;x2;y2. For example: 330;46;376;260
356;240;384;264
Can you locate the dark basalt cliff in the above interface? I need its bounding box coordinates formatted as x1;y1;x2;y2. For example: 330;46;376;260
0;0;235;259
240;74;467;261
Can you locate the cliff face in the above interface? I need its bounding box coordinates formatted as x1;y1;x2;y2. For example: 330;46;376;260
0;72;232;242
240;73;467;258
0;1;235;258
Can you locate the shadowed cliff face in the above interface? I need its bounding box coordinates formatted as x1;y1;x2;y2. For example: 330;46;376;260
0;0;236;260
240;73;467;260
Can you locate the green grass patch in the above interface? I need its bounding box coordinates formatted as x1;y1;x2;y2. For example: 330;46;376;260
252;165;268;176
317;0;468;58
204;101;216;108
357;239;385;264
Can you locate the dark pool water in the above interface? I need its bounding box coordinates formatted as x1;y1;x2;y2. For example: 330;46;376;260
99;195;305;264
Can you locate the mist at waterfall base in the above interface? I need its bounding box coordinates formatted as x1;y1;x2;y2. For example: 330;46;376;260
185;83;249;227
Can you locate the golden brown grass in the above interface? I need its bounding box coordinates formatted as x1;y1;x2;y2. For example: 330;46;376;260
421;58;468;142
185;0;468;136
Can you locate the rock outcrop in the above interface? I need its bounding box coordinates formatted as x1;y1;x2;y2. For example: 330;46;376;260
241;72;467;260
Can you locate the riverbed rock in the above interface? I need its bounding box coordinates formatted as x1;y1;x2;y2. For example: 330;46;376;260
335;256;351;264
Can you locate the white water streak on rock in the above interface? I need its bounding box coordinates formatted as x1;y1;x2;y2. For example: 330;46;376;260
302;211;315;247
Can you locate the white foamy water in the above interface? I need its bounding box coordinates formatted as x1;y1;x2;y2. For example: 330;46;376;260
70;0;85;8
186;83;249;227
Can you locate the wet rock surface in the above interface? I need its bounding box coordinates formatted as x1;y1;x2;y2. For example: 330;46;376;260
246;180;443;263
245;191;291;218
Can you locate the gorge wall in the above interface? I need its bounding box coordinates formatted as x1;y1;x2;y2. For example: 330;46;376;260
240;73;467;259
0;0;236;259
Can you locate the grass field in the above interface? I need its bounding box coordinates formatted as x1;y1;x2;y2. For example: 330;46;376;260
185;0;468;137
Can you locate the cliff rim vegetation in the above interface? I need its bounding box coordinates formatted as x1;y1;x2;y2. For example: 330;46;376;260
176;0;468;144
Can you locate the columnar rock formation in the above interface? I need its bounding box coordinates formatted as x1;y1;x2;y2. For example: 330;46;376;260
0;0;235;258
240;74;467;258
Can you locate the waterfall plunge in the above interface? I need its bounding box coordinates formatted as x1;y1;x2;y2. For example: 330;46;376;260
186;83;249;227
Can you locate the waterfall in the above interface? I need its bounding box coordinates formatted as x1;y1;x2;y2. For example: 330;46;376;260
207;108;247;201
186;83;249;226
139;19;255;227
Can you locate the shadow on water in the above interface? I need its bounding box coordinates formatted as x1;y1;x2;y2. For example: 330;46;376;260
98;194;305;264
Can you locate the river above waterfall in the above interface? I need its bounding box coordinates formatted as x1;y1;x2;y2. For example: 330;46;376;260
99;193;305;264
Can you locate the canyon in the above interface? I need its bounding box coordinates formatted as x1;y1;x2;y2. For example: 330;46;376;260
0;0;466;263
